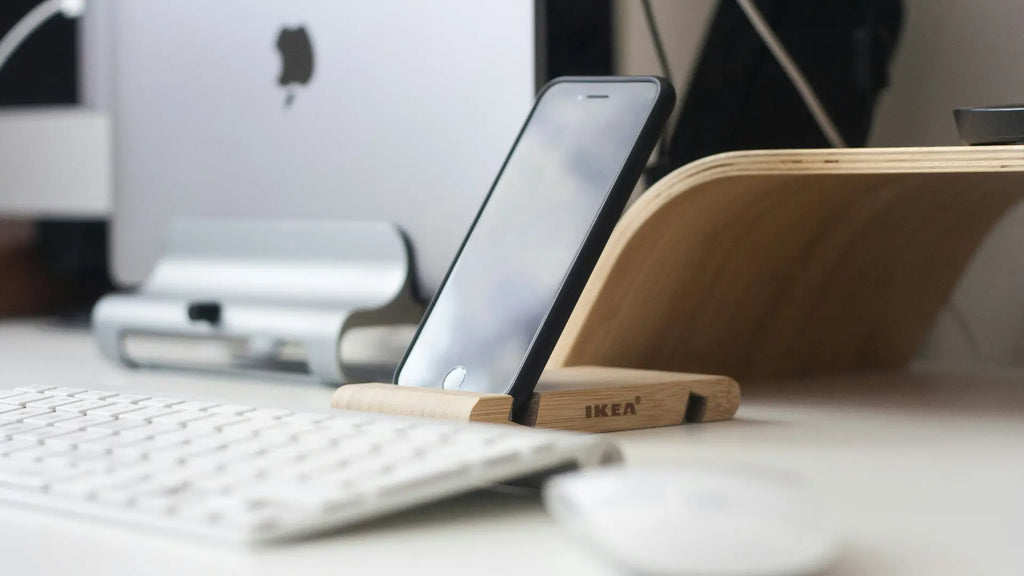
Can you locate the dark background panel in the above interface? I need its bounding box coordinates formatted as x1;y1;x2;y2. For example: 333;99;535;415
0;0;78;105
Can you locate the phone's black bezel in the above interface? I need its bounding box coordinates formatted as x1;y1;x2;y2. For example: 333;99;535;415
394;76;676;415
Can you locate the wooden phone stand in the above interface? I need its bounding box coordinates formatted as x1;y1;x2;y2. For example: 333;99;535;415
331;366;740;432
333;146;1024;433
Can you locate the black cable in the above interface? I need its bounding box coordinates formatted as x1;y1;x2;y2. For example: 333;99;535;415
640;0;675;168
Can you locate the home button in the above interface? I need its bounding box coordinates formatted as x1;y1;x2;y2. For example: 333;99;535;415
442;366;467;390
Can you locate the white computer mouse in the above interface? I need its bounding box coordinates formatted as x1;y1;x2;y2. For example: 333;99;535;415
543;466;837;576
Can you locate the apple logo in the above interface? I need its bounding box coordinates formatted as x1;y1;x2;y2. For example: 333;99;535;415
275;26;314;108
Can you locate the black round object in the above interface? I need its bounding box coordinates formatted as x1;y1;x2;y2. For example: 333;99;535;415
954;104;1024;145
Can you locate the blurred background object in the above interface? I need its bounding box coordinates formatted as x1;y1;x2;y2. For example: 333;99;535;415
0;0;109;319
0;220;55;315
0;0;78;99
643;0;903;180
2;0;1024;368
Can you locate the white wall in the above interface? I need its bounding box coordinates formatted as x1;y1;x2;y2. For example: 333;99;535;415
870;0;1024;147
616;0;1024;366
879;0;1024;366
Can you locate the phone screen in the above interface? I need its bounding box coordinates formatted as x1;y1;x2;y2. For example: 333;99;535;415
396;80;661;395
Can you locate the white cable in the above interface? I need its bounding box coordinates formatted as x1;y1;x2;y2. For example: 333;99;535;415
0;0;85;76
734;0;847;148
59;0;86;18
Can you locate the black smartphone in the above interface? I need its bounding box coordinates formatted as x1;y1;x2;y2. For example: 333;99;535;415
395;76;674;410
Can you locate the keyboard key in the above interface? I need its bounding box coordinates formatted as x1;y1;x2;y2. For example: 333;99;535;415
245;448;304;472
152;412;216;426
205;404;255;416
0;393;50;407
89;404;146;418
0;462;58;491
117;423;183;441
93;489;137;507
186;415;248;431
12;426;75;443
163;443;223;464
137;434;191;451
278;413;331;426
376;459;471;494
181;435;233;453
217;420;286;437
132;496;180;515
78;440;146;466
48;476;110;499
256;427;302;444
138;397;186;408
24;410;82;426
5;443;72;463
55;399;114;414
0;390;28;400
44;429;115;450
284;423;325;439
53;415;117;430
0;422;46;439
173;401;219;412
108;394;152;404
244;408;293;420
0;405;25;416
191;468;260;493
91;419;149;433
0;438;39;456
138;426;213;445
12;385;56;394
23;396;84;410
119;407;182;422
0;407;54;423
48;387;87;397
201;493;272;517
41;448;111;470
73;390;119;400
50;469;148;498
114;437;184;460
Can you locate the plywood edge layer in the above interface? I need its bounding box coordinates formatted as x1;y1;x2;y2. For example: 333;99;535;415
330;383;514;424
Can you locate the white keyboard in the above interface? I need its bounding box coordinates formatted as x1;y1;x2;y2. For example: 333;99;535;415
0;386;618;544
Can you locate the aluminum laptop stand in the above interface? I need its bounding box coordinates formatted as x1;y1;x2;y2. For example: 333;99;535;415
92;220;423;384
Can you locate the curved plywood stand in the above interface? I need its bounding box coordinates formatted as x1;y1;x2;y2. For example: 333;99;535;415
550;146;1024;380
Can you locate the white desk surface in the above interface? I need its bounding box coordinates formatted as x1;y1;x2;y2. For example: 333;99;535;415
0;320;1020;575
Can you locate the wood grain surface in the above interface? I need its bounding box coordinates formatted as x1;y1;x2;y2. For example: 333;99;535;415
331;366;739;433
523;365;739;432
331;383;514;424
549;146;1024;380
